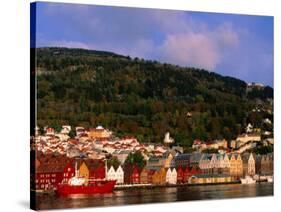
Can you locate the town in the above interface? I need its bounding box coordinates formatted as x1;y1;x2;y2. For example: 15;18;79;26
31;121;273;192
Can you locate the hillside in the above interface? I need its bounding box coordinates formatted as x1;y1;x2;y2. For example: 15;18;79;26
35;47;273;147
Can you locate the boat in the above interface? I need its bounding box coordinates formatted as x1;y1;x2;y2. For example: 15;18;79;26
240;176;256;184
57;163;116;196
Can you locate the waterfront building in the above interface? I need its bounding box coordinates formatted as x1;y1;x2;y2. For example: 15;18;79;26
261;153;273;175
152;168;166;185
166;168;177;184
140;168;150;184
199;154;212;174
242;153;256;176
173;153;191;168
79;161;90;184
222;154;230;174
36;156;74;190
183;166;191;182
190;152;202;168
230;154;243;178
124;164;140;184
177;166;184;183
106;165;124;184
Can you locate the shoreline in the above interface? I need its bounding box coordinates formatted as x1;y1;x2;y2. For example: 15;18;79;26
33;180;272;195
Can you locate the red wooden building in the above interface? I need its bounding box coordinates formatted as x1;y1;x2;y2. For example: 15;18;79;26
183;166;192;182
177;166;184;183
124;164;141;184
35;155;74;190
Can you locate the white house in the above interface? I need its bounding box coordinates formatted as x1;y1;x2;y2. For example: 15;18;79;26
61;125;71;134
106;166;116;180
223;154;230;169
106;165;124;184
210;154;219;169
248;153;256;176
166;168;177;184
115;166;124;184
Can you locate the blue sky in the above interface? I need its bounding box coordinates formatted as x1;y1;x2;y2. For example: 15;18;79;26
34;2;273;86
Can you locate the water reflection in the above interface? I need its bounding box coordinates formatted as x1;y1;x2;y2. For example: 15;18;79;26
36;183;273;210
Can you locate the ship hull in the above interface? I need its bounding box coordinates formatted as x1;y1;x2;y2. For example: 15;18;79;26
57;180;116;196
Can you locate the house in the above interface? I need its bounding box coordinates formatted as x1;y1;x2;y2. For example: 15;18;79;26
152;168;166;185
173;153;191;168
140;168;149;184
140;168;154;184
88;126;112;139
88;160;105;179
115;166;124;184
45;127;55;136
183;166;191;182
229;154;243;178
75;126;85;136
242;153;256;177
177;166;184;183
36;155;74;190
61;125;71;134
199;154;212;174
210;154;219;172
261;154;273;175
236;133;261;146
190;152;202;168
106;166;116;181
146;156;162;170
221;154;230;174
78;161;90;184
146;152;173;170
166;168;177;184
124;164;140;184
106;165;124;184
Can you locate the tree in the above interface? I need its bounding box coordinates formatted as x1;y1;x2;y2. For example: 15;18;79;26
202;148;218;154
125;151;146;168
107;156;121;169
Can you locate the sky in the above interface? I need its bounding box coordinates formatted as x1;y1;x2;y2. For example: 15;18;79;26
33;2;274;86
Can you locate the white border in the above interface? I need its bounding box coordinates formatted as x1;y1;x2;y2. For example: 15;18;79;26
0;0;280;211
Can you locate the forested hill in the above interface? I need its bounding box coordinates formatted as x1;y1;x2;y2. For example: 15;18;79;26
35;47;273;147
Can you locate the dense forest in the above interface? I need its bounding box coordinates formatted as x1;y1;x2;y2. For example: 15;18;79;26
35;47;273;148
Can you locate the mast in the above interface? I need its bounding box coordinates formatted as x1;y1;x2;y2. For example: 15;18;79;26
75;161;79;177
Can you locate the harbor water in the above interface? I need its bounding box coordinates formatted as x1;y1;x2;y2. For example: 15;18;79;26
35;182;273;210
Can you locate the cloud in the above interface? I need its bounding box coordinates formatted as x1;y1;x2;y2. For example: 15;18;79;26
160;33;220;70
215;23;239;49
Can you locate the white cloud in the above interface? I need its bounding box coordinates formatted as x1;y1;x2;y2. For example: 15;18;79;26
160;33;220;70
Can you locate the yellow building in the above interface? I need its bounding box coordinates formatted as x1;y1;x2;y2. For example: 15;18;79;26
79;161;90;185
229;154;243;178
152;168;167;185
236;154;243;177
